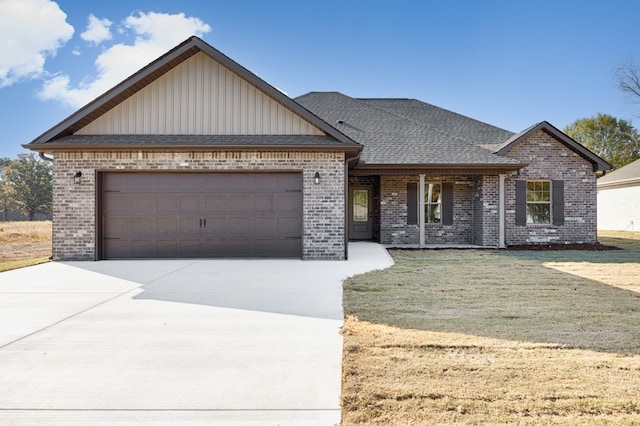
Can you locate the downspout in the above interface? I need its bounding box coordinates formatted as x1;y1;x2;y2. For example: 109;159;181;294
344;154;360;260
39;152;53;162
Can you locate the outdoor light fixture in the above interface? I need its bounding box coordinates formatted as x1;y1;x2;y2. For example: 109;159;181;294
74;171;82;184
313;171;321;185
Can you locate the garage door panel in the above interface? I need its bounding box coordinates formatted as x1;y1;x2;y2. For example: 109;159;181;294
204;195;229;212
227;194;254;211
179;195;201;213
130;217;156;234
179;218;201;233
277;193;302;212
275;239;302;257
278;218;301;236
157;240;178;257
202;240;225;257
103;194;128;214
133;196;157;214
254;195;274;212
157;196;180;213
224;174;254;191
202;218;227;235
253;218;278;237
104;239;127;257
226;218;254;236
129;240;154;257
102;172;302;259
179;240;201;257
157;218;178;233
104;218;129;236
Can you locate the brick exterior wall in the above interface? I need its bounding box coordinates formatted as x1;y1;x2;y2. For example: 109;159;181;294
472;176;484;244
379;175;480;245
376;132;597;247
473;175;500;246
52;150;345;261
504;130;597;244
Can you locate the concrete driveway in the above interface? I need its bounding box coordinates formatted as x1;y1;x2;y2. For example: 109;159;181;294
0;243;393;425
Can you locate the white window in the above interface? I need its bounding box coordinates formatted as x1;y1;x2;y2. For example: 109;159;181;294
526;180;551;224
424;183;441;223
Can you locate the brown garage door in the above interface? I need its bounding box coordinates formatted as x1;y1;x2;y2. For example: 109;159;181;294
101;172;302;259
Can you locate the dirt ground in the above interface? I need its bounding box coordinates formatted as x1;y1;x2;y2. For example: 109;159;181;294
0;221;52;262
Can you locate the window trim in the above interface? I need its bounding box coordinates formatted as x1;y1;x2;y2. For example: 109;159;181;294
526;180;552;225
424;182;442;224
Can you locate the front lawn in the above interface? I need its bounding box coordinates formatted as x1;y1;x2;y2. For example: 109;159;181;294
341;231;640;424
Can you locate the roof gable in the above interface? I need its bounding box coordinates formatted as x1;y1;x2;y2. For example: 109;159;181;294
27;37;357;149
75;52;324;136
495;121;612;172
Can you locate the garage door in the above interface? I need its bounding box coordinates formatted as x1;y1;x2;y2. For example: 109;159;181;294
101;172;302;259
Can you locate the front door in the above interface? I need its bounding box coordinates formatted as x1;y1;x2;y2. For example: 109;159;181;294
349;186;373;240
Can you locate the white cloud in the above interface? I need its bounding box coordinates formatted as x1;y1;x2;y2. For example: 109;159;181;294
81;14;112;45
39;11;212;108
0;0;74;87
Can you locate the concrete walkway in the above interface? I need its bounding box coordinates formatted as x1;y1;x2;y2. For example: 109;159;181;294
0;243;393;425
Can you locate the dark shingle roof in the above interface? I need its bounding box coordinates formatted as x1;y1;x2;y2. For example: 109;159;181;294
360;98;515;148
295;92;521;167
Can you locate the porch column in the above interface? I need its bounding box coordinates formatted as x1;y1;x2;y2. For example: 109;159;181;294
419;174;425;246
499;173;506;248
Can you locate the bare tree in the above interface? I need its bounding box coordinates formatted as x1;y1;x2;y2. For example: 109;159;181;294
616;59;640;103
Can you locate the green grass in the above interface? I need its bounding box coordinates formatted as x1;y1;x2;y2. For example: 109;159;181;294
344;238;640;354
0;257;50;273
341;232;640;424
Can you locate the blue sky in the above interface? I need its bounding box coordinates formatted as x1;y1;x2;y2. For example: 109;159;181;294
1;0;640;158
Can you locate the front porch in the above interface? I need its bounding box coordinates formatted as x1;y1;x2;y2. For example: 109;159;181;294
348;172;510;248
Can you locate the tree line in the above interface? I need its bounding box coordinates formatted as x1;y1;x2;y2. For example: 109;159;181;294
0;153;52;221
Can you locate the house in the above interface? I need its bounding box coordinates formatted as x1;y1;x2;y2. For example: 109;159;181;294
24;36;611;261
597;159;640;231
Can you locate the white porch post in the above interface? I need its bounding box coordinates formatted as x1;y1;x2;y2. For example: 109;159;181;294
419;174;425;246
499;173;506;248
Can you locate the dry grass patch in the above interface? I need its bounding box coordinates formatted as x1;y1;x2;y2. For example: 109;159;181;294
0;221;52;265
342;232;640;424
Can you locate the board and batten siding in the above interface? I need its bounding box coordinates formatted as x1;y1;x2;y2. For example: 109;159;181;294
76;52;324;136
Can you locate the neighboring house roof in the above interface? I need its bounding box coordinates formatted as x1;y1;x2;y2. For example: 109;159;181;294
295;92;522;169
597;158;640;188
24;36;360;154
495;121;612;172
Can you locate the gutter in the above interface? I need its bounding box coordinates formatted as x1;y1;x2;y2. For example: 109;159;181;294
22;143;362;154
597;177;640;189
